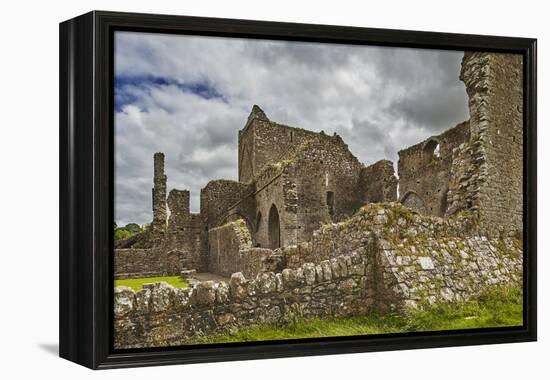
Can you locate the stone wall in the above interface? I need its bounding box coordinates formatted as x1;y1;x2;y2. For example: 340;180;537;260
114;248;184;279
460;52;523;236
359;159;398;203
444;136;482;218
398;121;470;217
208;219;250;277
167;189;190;231
207;219;276;278
114;252;371;349
289;135;364;226
114;203;522;348
277;202;521;307
238;105;322;182
200;180;253;230
249;164;289;249
376;235;522;311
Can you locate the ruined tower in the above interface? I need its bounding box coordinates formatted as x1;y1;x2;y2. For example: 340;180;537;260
152;152;167;231
460;52;523;236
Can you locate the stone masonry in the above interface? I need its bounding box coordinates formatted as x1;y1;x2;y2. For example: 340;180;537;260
114;51;524;348
114;203;522;348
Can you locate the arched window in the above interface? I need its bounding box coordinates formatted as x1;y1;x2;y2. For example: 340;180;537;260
423;139;441;164
268;204;281;249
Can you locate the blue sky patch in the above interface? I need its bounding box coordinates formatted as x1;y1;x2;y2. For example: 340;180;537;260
114;75;227;112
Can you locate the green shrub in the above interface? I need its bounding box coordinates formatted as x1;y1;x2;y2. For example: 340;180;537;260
113;222;143;241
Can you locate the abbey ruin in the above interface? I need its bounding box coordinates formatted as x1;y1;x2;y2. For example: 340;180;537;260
114;51;524;348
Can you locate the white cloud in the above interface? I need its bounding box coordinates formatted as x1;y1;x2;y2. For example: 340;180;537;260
114;31;469;225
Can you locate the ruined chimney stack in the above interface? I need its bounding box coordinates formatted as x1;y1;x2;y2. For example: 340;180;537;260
152;152;167;231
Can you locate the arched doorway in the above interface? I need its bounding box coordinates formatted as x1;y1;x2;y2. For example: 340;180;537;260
268;204;281;249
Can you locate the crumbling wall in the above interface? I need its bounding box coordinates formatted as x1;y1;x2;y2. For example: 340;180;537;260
207;216;279;278
114;252;371;349
167;189;190;230
114;203;522;349
200;180;253;229
274;203;521;308
460;52;523;236
376;235;522;311
283;135;365;244
358;160;398;203
165;189;204;268
114;248;185;279
398;121;470;217
115;227;204;273
238;105;321;182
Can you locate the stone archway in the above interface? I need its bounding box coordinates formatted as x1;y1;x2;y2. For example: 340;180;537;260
401;191;427;214
268;204;281;249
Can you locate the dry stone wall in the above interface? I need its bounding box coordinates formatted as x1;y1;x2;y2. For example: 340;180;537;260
114;252;371;348
114;203;523;348
278;202;521;310
376;235;522;311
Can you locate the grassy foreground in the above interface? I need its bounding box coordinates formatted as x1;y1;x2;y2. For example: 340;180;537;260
115;276;188;291
195;285;522;344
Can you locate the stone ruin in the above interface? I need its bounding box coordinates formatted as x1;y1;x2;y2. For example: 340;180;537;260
114;51;524;348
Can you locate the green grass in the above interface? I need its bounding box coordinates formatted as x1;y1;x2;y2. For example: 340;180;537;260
404;286;523;332
194;285;522;344
114;276;188;291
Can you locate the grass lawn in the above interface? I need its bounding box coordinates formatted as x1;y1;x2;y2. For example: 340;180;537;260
114;276;188;291
194;285;523;344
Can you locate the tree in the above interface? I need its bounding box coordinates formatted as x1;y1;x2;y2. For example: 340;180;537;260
124;223;142;234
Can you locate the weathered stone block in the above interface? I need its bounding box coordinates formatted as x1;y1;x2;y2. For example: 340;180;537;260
320;260;332;281
256;272;278;294
194;281;217;306
229;272;247;300
302;263;316;285
418;256;435;270
338;278;357;294
150;282;174;312
216;282;230;303
114;286;135;317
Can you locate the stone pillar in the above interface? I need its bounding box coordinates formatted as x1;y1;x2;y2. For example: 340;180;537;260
152;152;167;231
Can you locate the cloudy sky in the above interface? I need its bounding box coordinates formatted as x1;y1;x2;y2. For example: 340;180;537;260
114;31;469;226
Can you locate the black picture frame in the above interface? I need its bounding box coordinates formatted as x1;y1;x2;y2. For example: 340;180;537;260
59;10;537;370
